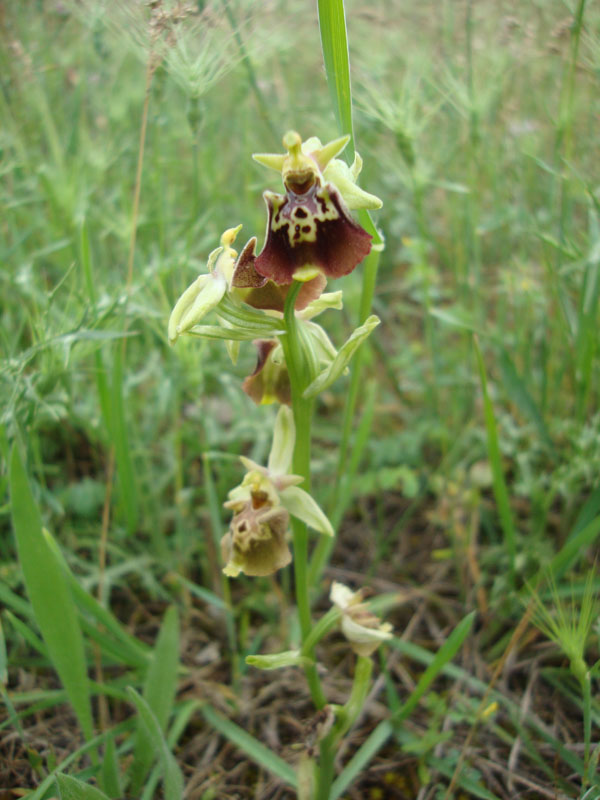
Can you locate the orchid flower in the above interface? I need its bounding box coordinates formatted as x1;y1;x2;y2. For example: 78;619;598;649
168;225;242;344
250;131;382;285
330;582;393;657
221;406;333;577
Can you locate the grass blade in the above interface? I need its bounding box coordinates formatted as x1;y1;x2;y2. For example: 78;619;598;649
202;705;297;788
317;0;353;154
547;514;600;581
394;611;476;722
330;720;393;800
129;606;180;794
474;337;517;587
42;529;151;667
126;687;185;800
26;720;136;800
332;612;475;799
100;736;122;799
131;606;179;796
111;344;139;534
497;348;553;450
10;446;94;742
56;774;110;800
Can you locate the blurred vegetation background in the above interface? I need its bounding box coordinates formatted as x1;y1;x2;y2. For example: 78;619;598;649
1;0;600;796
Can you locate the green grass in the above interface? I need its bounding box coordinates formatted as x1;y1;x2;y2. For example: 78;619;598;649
2;0;600;797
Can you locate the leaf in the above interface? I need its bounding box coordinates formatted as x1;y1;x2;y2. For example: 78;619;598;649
111;344;139;534
24;719;137;800
56;773;111;800
100;736;122;799
474;338;517;587
202;705;297;787
497;348;553;449
10;446;93;741
547;515;600;581
129;606;180;795
430;306;482;334
42;528;151;668
317;0;354;157
393;611;476;722
332;612;475;800
0;618;7;684
330;721;393;800
303;315;380;398
126;688;184;800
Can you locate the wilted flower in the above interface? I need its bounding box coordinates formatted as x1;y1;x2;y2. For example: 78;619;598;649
240;292;342;406
330;582;393;657
242;340;290;406
221;407;333;577
221;493;291;578
251;131;380;285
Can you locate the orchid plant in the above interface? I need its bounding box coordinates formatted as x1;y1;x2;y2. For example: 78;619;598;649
169;131;389;797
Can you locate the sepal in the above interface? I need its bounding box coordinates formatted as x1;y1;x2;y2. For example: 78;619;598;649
324;153;383;210
168;272;226;344
303;315;380;398
245;650;314;670
279;485;334;537
268;405;295;476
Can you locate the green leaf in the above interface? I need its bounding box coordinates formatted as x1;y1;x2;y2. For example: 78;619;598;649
547;515;600;581
474;338;517;587
56;773;111;800
0;618;7;684
497;348;553;449
100;736;122;798
111;344;139;534
303;315;380;398
430;306;482;334
129;606;180;795
126;688;185;800
393;611;476;723
330;720;392;800
317;0;354;158
332;613;476;800
9;446;94;741
24;719;136;800
42;529;151;668
202;705;297;788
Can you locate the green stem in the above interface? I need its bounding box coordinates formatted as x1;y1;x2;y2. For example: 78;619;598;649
309;244;382;588
281;282;326;710
301;607;341;657
317;655;374;800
